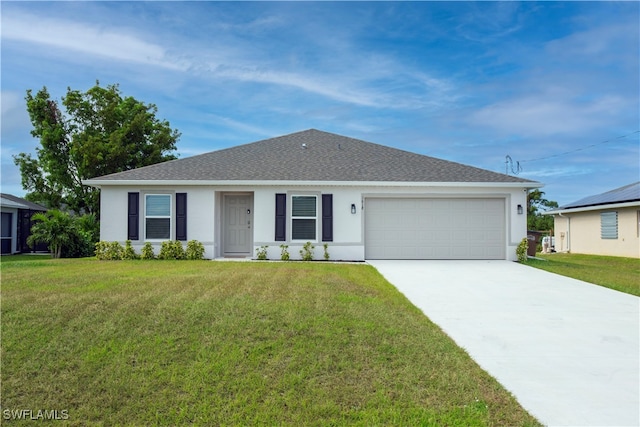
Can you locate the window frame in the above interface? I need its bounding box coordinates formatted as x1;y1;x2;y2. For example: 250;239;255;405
144;193;172;240
290;194;318;242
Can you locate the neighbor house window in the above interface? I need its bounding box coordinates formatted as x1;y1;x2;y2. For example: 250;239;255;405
291;195;317;240
145;194;171;239
600;211;618;239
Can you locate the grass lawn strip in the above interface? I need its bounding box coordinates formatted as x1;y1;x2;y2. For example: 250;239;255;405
528;253;639;296
2;258;539;426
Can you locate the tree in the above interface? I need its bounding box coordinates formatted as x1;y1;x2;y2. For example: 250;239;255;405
14;83;180;215
27;210;77;259
27;210;99;259
527;189;558;231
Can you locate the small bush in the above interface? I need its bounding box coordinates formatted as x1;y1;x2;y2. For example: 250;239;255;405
158;241;186;260
95;241;124;260
122;240;138;260
300;242;315;261
94;241;109;260
140;242;155;260
516;238;528;263
323;243;330;261
280;244;290;261
186;240;205;260
256;245;268;260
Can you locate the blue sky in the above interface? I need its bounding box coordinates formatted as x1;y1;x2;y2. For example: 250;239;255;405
2;1;638;206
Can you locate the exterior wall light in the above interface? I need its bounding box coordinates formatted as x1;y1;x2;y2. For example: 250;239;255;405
517;204;523;215
351;204;357;214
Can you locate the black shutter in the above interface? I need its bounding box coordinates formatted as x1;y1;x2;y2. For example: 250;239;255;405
322;194;333;242
176;193;187;241
275;193;286;241
127;192;139;240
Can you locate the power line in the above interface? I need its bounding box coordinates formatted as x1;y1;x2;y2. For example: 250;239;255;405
520;130;639;163
505;130;639;175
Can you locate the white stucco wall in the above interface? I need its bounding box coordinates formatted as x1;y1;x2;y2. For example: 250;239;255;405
98;183;529;261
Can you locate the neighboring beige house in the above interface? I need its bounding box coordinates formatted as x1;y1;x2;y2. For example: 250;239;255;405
545;182;640;258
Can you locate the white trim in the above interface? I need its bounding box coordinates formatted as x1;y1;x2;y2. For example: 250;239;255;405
84;179;541;189
545;201;640;215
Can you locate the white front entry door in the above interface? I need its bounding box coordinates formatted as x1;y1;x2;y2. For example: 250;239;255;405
224;195;253;254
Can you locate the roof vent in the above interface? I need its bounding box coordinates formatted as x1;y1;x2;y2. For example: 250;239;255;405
301;143;307;149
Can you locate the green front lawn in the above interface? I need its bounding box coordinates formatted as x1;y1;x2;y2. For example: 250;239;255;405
1;258;539;426
528;253;640;296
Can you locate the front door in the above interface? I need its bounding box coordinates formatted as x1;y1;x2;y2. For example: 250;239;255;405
224;195;253;255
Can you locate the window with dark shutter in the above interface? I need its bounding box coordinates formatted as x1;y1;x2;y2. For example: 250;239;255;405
322;194;333;242
176;193;187;241
127;192;139;240
275;193;286;241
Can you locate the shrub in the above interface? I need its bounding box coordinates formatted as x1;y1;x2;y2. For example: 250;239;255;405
94;241;109;260
280;244;290;261
140;242;155;260
158;241;186;260
300;242;315;261
95;241;124;260
516;238;528;263
323;243;330;261
122;240;138;260
62;228;95;258
186;240;205;260
255;245;268;260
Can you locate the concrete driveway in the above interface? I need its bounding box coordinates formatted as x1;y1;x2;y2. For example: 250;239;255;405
368;260;639;427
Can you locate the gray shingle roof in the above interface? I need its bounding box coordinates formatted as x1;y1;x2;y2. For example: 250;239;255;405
560;182;640;209
88;129;537;184
0;193;48;210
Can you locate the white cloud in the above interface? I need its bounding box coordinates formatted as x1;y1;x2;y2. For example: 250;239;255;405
468;92;630;136
2;12;188;71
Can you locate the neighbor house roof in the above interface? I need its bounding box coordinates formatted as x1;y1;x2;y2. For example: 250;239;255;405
85;129;539;185
560;182;640;209
545;182;640;215
0;193;48;211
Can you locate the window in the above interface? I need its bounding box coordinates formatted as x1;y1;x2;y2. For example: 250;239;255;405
600;211;618;239
292;195;317;240
145;194;171;239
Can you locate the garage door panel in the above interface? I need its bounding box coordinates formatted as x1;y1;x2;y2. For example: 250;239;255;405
365;198;505;260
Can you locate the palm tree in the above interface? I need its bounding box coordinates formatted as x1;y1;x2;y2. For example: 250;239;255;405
27;210;77;258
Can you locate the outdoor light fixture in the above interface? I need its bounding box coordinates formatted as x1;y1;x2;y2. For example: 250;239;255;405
351;204;357;214
517;204;523;215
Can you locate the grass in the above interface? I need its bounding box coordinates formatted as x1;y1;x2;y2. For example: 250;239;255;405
528;253;640;296
1;257;540;426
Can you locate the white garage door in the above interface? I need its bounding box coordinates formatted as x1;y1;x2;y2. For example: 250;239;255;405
365;198;505;260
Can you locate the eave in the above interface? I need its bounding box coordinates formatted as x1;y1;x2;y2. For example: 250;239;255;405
544;200;640;215
83;179;542;189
